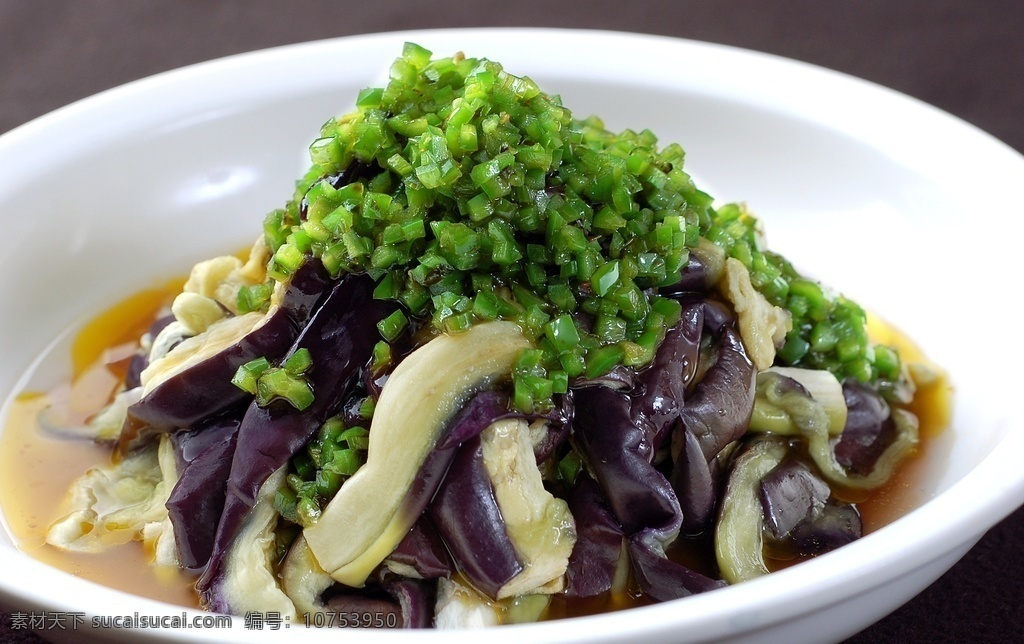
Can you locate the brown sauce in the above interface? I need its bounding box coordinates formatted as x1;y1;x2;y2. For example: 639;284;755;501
0;286;952;617
0;282;200;608
0;395;196;607
856;315;953;531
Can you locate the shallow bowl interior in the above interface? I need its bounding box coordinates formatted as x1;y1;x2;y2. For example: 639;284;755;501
1;28;1022;643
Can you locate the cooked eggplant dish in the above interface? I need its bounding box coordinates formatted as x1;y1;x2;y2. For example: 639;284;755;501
43;44;940;628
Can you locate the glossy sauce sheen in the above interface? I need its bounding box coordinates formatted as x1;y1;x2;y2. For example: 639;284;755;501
0;286;951;615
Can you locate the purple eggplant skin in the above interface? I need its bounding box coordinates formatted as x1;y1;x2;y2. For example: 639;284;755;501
758;457;831;539
529;394;573;464
396;389;572;598
223;272;390;507
393;389;567;596
198;272;393;596
699;299;735;335
276;257;337;322
432;388;572;462
435;390;512;451
564;475;625;598
627;531;726;602
632;301;704;451
118;261;332;452
299;162;379;219
324;593;403;628
760;457;862;555
679;325;756;461
572;364;636;391
166;417;241;571
787;502;862;554
427;434;523;600
670;424;718;535
659;252;710;296
117;310;291;452
320;575;434;629
834;381;895;475
401;389;516;532
125;314;177;390
571;385;682;542
387;518;452;580
665;306;753;534
382;576;436;629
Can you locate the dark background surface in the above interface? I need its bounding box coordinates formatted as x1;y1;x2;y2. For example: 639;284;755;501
1;1;1022;642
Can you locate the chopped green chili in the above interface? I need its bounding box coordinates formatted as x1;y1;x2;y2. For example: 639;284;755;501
705;203;903;387
258;44;905;412
236;280;274;314
230;348;315;411
230;356;271;394
275;415;372;527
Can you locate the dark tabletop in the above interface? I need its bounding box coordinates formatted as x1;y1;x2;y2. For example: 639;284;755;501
2;1;1022;642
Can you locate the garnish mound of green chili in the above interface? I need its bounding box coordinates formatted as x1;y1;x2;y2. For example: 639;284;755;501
239;42;901;414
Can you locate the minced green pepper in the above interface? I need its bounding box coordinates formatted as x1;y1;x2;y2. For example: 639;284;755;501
705;203;903;387
257;43;903;412
275;415;372;527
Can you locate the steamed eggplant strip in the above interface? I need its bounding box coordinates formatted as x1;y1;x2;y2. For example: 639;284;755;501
118;260;333;452
479;418;575;599
751;370;918;490
715;435;788;583
631;301;703;452
628;530;727;601
563;475;627;598
572;385;682;546
280;536;334;618
166;417;241;571
759;457;862;553
719;257;792;371
670;424;719;535
808;408;919;491
680;324;757;462
434;578;504;629
47;434;178;554
749;367;847;436
199;272;389;602
382;577;436;629
429;434;523;599
384;518;453;580
281;388;525;614
304;321;531;587
203;468;297;618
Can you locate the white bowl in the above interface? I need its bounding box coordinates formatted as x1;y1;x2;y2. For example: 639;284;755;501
2;28;1022;643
